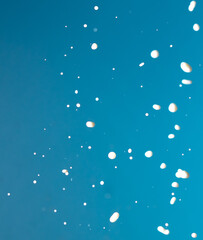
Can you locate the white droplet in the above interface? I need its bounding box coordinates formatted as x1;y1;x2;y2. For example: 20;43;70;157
60;72;64;75
75;90;78;94
182;79;192;85
193;23;200;31
171;182;179;188
108;152;116;160
64;222;67;225
170;196;176;205
86;121;95;128
33;180;37;184
145;113;149;116
7;193;11;196
83;202;87;206
91;43;98;50
168;103;178;113
94;6;99;10
139;62;145;67
191;233;197;238
165;223;169;227
168;134;175;139
188;1;196;11
110;212;119;223
174;124;180;130
160;163;166;169
180;62;192;73
100;181;104;185
157;226;170;235
151;50;159;58
83;24;87;28
153;104;161;110
175;169;190;179
76;103;80;108
128;148;132;153
95;97;99;101
145;150;153;158
54;209;57;213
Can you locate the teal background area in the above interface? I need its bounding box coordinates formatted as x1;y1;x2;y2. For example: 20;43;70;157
0;0;202;239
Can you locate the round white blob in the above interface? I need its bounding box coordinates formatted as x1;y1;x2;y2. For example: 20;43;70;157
91;43;98;50
182;79;192;85
160;163;166;169
181;62;192;73
171;182;179;188
168;103;178;113
86;121;95;128
170;196;176;205
151;50;159;58
153;104;161;110
100;181;104;185
94;6;99;10
128;148;132;153
191;233;197;238
174;124;180;130
83;24;87;28
188;1;196;11
168;134;175;139
145;150;153;158
110;212;119;223
193;23;200;31
108;152;116;160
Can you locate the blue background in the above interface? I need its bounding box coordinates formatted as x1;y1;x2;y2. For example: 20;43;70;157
0;0;202;239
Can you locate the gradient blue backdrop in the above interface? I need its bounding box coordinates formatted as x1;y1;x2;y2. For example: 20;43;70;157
0;0;202;239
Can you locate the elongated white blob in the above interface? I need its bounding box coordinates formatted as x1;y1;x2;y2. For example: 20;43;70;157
168;134;175;139
145;150;153;158
168;103;178;112
151;50;159;58
182;79;192;85
171;182;179;188
86;121;95;128
180;62;192;73
193;23;200;31
108;152;116;160
170;196;176;205
157;226;170;235
188;1;196;11
62;169;69;175
153;104;161;110
175;169;190;179
139;62;144;67
110;212;119;223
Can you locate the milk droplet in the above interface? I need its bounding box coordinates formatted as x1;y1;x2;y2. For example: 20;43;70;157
175;169;190;179
94;6;99;10
188;1;196;11
171;182;179;188
168;134;175;139
174;125;180;130
110;212;119;223
181;62;192;73
182;79;192;85
191;233;197;238
91;43;98;50
193;23;200;31
170;196;176;205
139;62;145;67
157;226;170;235
153;104;161;110
128;148;132;153
151;50;159;58
62;169;69;176
86;121;95;128
145;150;153;158
168;103;178;112
108;152;116;160
100;181;104;185
160;163;166;169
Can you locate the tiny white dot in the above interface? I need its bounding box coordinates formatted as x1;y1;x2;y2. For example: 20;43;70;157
33;180;37;184
60;72;64;76
83;24;87;28
94;6;99;10
83;202;87;206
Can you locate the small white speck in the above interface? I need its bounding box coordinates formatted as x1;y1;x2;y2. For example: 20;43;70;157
76;103;80;108
75;90;78;94
7;193;11;196
92;184;95;188
33;180;37;184
64;222;67;225
83;24;87;28
68;136;71;139
94;6;99;10
83;202;87;206
100;181;104;186
60;72;64;76
54;209;57;213
67;104;70;108
88;146;92;149
145;113;149;116
95;97;99;101
33;152;36;155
